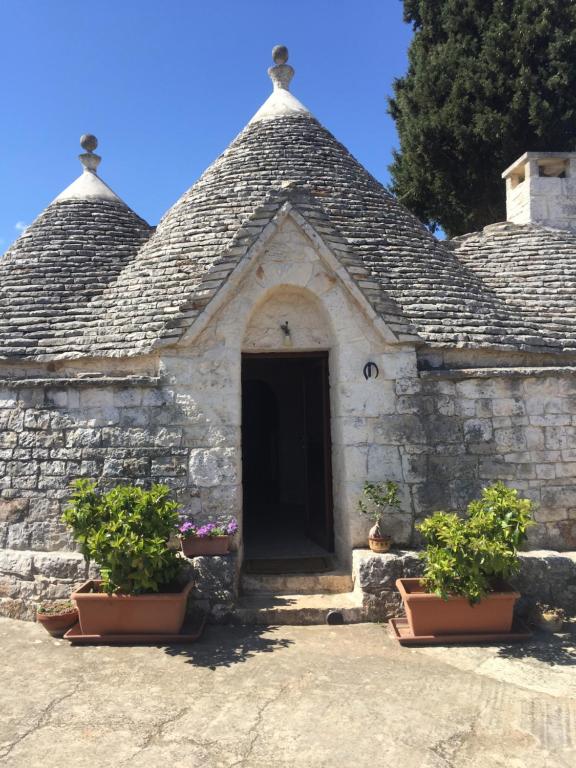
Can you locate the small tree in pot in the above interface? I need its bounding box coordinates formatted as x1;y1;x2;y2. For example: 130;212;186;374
358;480;401;553
62;480;190;636
397;482;533;637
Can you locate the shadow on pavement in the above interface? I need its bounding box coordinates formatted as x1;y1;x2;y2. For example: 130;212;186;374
163;623;294;668
497;625;576;666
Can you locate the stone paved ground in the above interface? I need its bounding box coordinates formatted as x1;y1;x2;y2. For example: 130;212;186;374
0;617;575;768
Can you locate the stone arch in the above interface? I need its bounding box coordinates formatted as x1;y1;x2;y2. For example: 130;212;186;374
242;284;335;351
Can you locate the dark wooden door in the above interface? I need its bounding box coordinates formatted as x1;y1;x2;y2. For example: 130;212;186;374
242;352;334;555
302;355;334;551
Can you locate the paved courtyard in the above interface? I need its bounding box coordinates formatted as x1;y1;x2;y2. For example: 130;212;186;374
0;617;574;767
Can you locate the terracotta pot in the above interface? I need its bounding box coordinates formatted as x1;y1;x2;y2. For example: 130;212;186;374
36;608;79;637
181;536;230;557
71;579;193;636
368;535;392;553
396;578;519;636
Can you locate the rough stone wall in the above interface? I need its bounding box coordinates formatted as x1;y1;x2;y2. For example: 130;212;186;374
0;376;195;618
0;378;190;548
392;368;576;550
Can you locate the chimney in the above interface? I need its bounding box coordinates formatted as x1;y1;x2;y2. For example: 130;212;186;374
502;151;576;231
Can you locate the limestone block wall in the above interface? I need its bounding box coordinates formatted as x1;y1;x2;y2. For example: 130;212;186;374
392;368;576;550
0;376;201;618
352;549;576;619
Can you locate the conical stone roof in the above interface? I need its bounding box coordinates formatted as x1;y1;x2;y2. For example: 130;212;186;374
78;49;547;358
0;136;152;359
1;51;567;361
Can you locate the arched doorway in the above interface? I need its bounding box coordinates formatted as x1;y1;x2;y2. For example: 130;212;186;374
242;353;334;571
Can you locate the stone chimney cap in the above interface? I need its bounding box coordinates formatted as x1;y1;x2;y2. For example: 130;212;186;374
502;150;576;230
502;151;576;179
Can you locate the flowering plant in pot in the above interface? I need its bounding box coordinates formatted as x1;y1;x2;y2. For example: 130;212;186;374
358;480;400;552
397;482;533;637
36;600;79;637
62;480;190;636
178;517;238;557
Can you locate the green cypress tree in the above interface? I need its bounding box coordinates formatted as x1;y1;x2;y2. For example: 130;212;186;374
389;0;576;237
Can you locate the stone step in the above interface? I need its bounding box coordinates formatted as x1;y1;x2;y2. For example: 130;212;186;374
241;570;353;595
231;592;365;625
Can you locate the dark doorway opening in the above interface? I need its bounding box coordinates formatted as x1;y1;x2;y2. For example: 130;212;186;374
242;353;334;571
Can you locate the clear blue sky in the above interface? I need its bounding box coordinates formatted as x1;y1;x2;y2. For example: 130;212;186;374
0;0;412;252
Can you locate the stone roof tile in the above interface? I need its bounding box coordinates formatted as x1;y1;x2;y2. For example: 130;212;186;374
453;222;576;351
76;113;546;357
0;199;152;359
1;55;573;360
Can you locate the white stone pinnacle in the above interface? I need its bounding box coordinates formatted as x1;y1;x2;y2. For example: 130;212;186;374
249;45;311;124
53;135;126;204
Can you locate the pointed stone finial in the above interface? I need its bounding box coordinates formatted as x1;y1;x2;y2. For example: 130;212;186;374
269;45;294;91
79;134;101;173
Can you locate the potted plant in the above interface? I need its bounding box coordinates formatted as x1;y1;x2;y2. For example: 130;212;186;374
358;480;400;553
63;480;191;636
396;482;533;637
36;600;79;637
178;517;238;557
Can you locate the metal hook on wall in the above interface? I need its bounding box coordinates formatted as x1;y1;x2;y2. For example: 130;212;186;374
363;362;379;380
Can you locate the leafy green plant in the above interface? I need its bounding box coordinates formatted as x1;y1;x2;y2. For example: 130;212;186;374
62;479;183;595
417;482;533;604
358;481;401;538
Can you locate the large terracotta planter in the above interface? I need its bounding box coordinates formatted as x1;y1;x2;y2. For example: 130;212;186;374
181;536;230;557
71;579;193;636
396;578;519;636
36;607;79;637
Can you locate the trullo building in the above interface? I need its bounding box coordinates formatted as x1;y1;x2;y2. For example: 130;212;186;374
1;47;575;621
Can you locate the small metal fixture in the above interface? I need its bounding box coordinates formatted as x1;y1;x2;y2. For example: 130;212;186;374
363;362;379;380
280;321;292;347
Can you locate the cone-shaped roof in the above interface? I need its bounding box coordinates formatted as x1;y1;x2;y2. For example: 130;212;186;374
1;50;567;360
79;48;545;358
0;136;152;359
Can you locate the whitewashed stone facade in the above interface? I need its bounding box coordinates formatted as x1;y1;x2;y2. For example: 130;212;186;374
1;49;576;619
160;212;417;563
2;215;576;618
